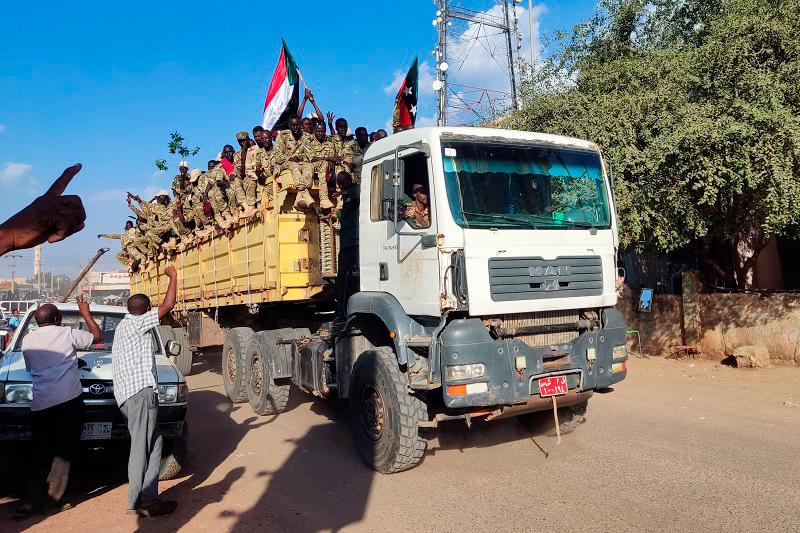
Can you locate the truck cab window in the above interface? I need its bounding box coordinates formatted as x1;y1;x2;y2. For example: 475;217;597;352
400;153;431;229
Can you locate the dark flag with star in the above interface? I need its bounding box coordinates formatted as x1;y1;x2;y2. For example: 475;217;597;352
392;57;418;131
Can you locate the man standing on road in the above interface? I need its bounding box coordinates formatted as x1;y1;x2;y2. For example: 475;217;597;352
112;266;178;517
17;296;102;518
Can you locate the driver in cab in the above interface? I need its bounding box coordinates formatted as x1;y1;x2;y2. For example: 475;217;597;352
401;183;430;228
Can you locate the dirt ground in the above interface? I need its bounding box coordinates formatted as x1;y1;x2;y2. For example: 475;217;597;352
1;354;799;532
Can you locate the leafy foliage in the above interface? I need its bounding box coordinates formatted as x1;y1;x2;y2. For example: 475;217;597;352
504;0;800;286
154;131;200;171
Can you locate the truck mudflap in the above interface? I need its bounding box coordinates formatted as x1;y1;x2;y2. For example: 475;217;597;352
438;317;627;409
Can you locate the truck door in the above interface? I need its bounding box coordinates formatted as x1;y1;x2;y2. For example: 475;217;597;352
363;150;441;317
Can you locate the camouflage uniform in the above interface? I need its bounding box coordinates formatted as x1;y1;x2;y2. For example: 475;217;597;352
275;130;314;189
329;135;359;181
306;136;336;209
209;179;237;227
208;165;240;215
235;144;263;209
169;199;191;237
172;172;188;197
401;202;431;228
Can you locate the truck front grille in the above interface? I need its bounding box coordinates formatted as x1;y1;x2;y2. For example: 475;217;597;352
488;256;603;301
487;310;580;348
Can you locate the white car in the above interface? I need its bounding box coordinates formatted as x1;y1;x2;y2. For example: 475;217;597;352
0;303;189;479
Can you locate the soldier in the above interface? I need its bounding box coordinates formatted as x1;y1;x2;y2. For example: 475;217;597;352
231;133;252;212
99;221;139;267
234;131;263;217
328;116;358;180
334;171;360;326
401;183;431;228
171;161;189;195
369;131;379;143
308;122;336;210
208;173;237;229
275;116;315;210
252;126;285;210
352;127;371;179
376;129;388;140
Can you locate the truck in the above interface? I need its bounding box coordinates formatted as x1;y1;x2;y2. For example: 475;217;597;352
131;126;629;473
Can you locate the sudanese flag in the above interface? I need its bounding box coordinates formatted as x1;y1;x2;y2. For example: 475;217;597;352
392;57;418;130
262;39;300;131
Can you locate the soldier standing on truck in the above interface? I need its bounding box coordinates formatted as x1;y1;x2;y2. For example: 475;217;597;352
171;161;188;196
275;116;314;210
335;170;359;325
99;221;139;267
233;132;257;217
252;126;284;209
308;122;336;210
328;116;358;181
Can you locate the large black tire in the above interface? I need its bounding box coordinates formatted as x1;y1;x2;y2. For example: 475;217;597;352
348;347;427;474
171;326;193;376
159;422;188;481
517;400;588;436
245;328;311;415
222;328;254;403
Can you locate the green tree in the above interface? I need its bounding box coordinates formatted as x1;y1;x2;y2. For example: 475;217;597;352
155;131;200;171
504;0;800;288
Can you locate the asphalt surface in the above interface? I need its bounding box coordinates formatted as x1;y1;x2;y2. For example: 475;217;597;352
1;355;799;532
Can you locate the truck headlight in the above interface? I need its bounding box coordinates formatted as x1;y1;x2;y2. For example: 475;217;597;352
612;345;627;360
157;384;178;403
3;383;33;404
446;363;486;381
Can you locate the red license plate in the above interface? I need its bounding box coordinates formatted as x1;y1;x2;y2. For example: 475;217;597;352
538;376;569;397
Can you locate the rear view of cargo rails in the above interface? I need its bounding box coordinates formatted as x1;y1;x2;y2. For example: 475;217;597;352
132;126;629;473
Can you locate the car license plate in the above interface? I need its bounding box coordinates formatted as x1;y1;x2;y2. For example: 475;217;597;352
81;422;112;440
538;376;569;397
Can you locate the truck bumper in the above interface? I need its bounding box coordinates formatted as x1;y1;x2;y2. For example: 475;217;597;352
439;314;627;409
0;403;187;442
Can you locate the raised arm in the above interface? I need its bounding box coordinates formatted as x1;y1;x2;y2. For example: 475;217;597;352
158;266;178;320
77;294;103;344
98;233;123;239
307;91;324;122
297;88;310;119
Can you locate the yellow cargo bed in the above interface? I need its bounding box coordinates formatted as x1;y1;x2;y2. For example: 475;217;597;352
130;180;337;312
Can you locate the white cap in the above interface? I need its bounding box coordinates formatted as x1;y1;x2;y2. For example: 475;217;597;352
156;190;170;197
189;169;201;182
179;160;188;168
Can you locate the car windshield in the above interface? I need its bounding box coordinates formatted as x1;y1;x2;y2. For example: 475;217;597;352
441;140;611;229
13;311;125;351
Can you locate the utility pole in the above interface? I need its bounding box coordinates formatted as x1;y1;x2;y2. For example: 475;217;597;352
502;0;519;111
528;0;535;69
435;0;449;126
434;0;520;123
6;254;22;296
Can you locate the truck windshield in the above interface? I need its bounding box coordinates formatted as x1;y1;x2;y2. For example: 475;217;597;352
441;140;611;229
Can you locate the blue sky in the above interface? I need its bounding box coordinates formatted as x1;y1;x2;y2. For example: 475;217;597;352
0;0;596;278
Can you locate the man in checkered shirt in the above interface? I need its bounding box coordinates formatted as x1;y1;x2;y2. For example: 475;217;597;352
112;266;177;517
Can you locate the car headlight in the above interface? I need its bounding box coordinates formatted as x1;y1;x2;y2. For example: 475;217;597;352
157;383;188;404
612;345;628;360
157;384;178;403
3;383;33;404
446;363;487;381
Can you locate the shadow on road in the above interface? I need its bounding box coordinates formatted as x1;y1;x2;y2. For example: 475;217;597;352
228;398;374;532
139;388;273;531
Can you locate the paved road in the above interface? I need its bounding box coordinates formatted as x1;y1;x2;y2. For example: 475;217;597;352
2;355;799;532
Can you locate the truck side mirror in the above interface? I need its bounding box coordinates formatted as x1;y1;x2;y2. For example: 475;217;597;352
165;339;181;356
381;159;404;220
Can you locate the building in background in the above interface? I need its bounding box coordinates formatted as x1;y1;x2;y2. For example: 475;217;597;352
81;270;130;304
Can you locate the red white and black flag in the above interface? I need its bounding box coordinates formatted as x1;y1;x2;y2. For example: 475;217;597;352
262;39;300;131
392;57;418;131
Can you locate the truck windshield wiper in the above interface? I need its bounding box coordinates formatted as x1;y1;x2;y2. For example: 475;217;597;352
460;211;539;229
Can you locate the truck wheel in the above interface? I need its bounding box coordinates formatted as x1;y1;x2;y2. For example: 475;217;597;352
246;333;290;415
171;327;193;376
156;325;175;349
517;400;588;436
222;328;254;403
348;346;427;473
159;422;188;481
